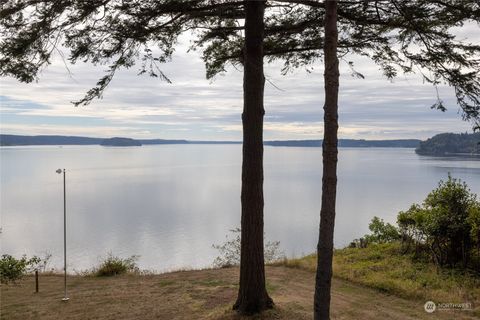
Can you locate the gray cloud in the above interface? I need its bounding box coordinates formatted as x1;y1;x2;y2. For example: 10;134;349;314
0;32;474;140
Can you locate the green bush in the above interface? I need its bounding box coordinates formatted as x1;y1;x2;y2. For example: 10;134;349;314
365;216;400;243
397;175;480;268
467;201;480;259
349;217;400;248
353;176;479;270
94;254;139;277
0;254;41;283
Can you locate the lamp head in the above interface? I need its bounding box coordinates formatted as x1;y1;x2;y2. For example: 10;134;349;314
56;169;63;174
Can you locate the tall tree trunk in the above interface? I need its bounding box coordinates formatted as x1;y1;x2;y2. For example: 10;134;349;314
233;0;273;315
314;1;339;319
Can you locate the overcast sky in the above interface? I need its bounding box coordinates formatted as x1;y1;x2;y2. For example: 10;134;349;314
0;27;477;141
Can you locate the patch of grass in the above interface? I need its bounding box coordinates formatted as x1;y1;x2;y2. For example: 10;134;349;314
157;279;176;287
193;279;231;287
280;242;480;305
93;254;139;277
266;280;279;294
275;254;316;271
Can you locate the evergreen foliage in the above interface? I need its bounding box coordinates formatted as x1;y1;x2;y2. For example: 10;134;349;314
416;132;480;156
1;1;479;129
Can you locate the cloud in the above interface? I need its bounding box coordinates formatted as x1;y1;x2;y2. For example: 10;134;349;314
0;31;475;140
0;123;148;138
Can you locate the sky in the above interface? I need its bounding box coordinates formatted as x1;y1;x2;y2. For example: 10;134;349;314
0;27;478;141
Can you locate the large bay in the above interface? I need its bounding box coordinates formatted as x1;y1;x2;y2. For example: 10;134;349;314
1;145;479;272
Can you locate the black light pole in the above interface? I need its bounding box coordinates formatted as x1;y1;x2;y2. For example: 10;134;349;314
56;168;69;302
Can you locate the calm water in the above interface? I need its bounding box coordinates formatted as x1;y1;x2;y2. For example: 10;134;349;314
1;145;479;272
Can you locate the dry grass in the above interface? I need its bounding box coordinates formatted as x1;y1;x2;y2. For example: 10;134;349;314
1;266;477;319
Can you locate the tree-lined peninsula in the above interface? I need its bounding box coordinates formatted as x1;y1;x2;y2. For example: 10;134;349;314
415;132;480;156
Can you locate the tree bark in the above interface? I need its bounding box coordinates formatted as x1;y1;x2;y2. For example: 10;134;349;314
314;1;339;319
233;0;273;315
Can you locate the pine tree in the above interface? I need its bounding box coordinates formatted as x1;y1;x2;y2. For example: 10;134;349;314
2;1;479;317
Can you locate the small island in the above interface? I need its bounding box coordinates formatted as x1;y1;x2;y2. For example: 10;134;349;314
100;137;142;147
415;132;480;156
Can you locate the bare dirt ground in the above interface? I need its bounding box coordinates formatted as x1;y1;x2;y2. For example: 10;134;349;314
1;266;476;319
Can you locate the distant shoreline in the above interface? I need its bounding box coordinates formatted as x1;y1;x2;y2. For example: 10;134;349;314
0;134;421;148
415;132;480;156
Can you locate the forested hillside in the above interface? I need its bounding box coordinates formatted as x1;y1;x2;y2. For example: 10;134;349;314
416;133;480;156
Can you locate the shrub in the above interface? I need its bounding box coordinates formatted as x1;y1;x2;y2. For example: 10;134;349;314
397;204;429;255
397;175;480;268
422;175;476;267
349;217;400;248
94;254;139;277
212;228;284;267
365;216;400;244
356;176;479;269
468;203;480;259
0;254;41;283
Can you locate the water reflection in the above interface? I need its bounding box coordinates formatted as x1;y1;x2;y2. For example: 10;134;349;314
1;145;479;272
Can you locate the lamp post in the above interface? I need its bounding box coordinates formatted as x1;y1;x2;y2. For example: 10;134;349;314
56;168;69;302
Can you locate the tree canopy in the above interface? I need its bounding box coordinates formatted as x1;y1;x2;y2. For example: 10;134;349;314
1;1;479;129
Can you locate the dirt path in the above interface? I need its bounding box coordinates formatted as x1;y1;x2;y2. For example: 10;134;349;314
1;266;476;319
